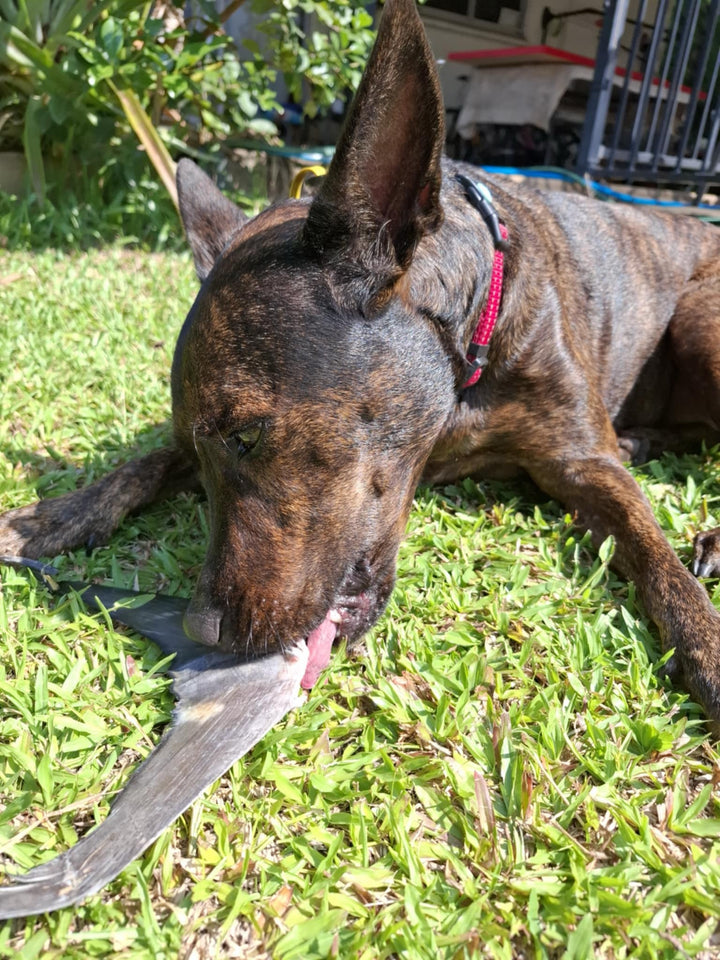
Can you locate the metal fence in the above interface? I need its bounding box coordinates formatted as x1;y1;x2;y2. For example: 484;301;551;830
576;0;720;195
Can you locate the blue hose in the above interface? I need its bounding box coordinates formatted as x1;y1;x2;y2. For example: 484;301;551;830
481;165;719;214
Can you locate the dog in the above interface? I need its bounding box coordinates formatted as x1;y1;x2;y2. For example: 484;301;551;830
1;0;720;725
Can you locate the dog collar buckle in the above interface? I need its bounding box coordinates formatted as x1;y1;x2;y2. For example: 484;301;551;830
465;342;490;381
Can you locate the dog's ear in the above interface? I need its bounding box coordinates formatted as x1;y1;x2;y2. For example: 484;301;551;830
176;159;248;281
304;0;444;284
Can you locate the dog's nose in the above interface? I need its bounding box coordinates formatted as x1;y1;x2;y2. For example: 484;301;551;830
183;604;224;647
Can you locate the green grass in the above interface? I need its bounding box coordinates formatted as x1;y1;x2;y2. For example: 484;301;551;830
1;248;720;960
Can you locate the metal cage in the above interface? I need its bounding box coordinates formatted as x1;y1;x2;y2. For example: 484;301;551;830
576;0;720;196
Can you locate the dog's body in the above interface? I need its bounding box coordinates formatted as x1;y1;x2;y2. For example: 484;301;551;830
2;0;720;721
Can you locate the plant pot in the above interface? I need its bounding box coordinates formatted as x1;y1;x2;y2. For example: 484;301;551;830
0;152;27;195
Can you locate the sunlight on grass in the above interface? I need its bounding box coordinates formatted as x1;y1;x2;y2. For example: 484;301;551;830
0;250;719;959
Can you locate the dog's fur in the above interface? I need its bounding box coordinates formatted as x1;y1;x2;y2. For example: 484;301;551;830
3;0;720;726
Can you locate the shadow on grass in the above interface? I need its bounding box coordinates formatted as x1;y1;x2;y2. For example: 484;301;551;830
0;183;185;254
0;166;267;254
1;421;176;497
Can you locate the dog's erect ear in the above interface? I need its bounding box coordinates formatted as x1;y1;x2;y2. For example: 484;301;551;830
304;0;444;282
176;159;248;281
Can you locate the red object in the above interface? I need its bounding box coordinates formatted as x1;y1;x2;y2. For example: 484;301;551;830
447;45;698;97
464;223;509;389
448;44;597;68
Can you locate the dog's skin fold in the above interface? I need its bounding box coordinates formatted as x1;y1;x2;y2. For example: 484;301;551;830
2;0;720;726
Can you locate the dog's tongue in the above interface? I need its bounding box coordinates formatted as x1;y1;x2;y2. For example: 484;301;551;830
301;615;337;689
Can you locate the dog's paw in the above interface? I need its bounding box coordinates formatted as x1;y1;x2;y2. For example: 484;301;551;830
0;501;52;559
0;447;196;561
691;528;720;579
616;432;650;466
0;494;112;559
664;603;720;739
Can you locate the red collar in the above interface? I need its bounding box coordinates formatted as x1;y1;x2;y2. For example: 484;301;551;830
455;175;509;390
463;222;508;388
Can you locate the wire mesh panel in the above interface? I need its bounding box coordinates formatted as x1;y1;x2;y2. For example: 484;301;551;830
577;0;720;195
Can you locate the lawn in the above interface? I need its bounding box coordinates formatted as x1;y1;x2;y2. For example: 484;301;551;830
0;243;719;960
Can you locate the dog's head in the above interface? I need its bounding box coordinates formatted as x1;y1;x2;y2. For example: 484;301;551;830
172;0;458;677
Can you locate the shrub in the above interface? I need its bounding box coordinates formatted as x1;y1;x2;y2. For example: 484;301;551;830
0;1;375;208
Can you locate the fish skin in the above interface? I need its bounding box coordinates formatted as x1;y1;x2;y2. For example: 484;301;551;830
0;580;308;919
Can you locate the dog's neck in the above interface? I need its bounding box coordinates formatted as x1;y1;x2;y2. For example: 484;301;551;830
406;161;522;395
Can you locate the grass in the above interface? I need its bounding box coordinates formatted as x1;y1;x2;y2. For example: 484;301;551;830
0;246;719;960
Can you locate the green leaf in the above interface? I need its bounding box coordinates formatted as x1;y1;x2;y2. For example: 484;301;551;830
35;750;54;804
236;89;257;118
109;83;177;209
563;913;594;960
598;535;615;563
0;22;51;70
679;818;720;838
47;0;88;39
47;92;71;125
22;95;45;199
99;17;123;62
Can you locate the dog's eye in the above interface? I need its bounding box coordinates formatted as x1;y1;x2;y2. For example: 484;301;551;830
232;423;263;458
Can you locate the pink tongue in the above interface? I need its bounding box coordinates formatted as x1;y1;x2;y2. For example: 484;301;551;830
301;615;337;689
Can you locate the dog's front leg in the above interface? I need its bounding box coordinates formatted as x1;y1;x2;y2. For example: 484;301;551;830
0;445;199;560
526;453;720;731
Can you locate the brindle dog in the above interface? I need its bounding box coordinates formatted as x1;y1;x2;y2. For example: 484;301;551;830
2;0;720;721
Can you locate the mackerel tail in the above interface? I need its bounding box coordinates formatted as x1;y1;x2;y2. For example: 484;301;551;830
0;558;308;918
